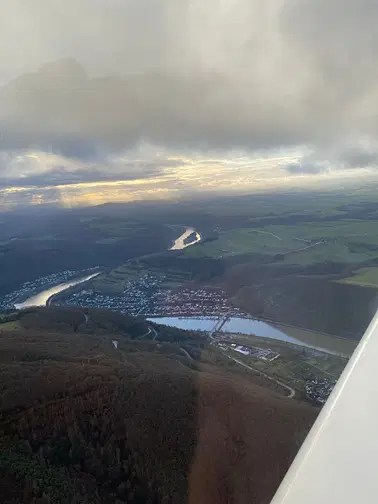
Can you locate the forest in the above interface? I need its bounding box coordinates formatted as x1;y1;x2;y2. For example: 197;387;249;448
0;307;317;504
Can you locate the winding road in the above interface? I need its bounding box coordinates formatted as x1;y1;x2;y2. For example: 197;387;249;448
283;241;323;256
251;229;325;256
179;347;195;362
225;354;296;398
137;325;158;340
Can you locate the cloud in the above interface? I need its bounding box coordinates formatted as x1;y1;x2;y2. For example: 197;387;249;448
0;0;378;199
0;0;377;153
284;162;328;175
3;147;378;210
0;148;186;188
283;139;378;176
340;147;378;169
0;165;157;188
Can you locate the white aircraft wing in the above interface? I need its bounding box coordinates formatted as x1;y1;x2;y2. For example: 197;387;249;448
271;308;378;504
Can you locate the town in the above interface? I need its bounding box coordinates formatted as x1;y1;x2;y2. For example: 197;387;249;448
0;269;344;407
0;268;99;311
57;273;235;317
0;268;240;318
305;377;336;405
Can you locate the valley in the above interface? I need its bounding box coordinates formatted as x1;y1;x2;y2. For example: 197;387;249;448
3;193;378;399
1;12;376;502
1;191;377;503
3;192;377;358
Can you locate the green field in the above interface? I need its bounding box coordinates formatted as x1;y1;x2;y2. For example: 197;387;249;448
336;266;378;287
0;320;20;331
184;220;378;267
88;219;146;233
218;334;348;395
93;257;191;294
92;262;144;293
271;323;357;356
278;221;378;265
265;220;378;241
283;242;371;265
184;228;301;258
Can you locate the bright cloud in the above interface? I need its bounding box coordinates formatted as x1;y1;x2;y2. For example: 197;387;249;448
0;0;378;207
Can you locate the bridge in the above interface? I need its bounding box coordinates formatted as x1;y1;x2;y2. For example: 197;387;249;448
209;311;234;339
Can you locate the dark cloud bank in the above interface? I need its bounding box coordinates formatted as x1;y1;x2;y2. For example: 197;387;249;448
1;0;378;188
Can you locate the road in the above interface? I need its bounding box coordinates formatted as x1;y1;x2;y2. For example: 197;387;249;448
293;237;311;243
179;347;195;362
138;327;152;339
283;241;323;256
225;354;296;398
251;229;283;241
252;229;324;254
151;326;158;340
209;310;235;338
137;325;159;340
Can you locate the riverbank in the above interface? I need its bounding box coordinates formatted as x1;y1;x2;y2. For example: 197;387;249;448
270;322;357;358
169;227;201;250
148;315;352;356
14;272;101;309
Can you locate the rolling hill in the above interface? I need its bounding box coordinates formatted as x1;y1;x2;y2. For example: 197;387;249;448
0;307;317;504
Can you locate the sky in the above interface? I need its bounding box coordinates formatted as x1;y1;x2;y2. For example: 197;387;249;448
1;0;378;208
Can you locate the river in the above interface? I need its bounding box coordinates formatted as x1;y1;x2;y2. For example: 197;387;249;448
148;316;354;356
12;258;355;357
14;272;100;309
14;226;199;308
170;228;201;250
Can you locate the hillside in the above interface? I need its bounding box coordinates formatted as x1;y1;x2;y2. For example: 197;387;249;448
0;307;317;504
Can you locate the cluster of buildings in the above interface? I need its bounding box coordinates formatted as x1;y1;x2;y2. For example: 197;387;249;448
55;273;230;316
216;342;280;362
231;344;280;361
59;272;163;315
305;377;336;405
156;288;230;316
0;265;235;320
59;274;234;317
0;268;98;310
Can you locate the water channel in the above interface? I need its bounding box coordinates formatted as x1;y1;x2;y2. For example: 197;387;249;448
12;223;355;357
14;272;100;309
148;316;355;356
169;228;201;250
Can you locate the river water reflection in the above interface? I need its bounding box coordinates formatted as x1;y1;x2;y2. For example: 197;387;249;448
148;316;354;356
169;228;201;250
14;273;100;309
